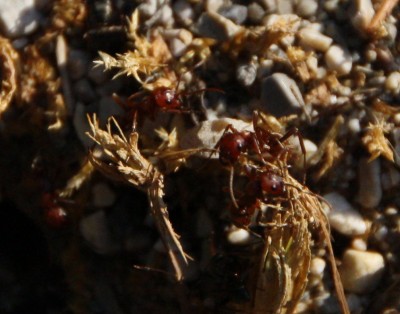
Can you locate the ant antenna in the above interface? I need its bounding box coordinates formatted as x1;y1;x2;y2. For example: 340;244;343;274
229;166;239;209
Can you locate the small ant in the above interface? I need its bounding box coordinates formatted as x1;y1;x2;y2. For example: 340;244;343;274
215;111;306;208
41;193;69;229
114;83;223;121
228;167;286;228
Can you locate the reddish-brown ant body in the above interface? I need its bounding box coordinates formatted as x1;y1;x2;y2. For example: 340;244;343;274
228;168;286;228
114;85;222;120
215;111;305;228
41;193;69;228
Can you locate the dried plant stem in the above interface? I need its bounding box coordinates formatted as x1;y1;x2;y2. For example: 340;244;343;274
87;115;188;282
147;171;189;281
0;36;18;117
368;0;399;34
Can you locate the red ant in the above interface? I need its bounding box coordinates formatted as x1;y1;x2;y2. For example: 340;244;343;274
41;193;69;228
215;112;305;209
228;167;286;228
114;83;223;121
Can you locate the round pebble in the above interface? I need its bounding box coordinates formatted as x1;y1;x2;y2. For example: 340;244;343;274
310;257;326;276
227;227;250;245
236;62;257;86
340;249;385;293
325;45;353;76
323;192;368;236
385;72;400;94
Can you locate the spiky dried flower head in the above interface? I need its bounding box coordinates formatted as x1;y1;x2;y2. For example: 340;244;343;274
362;118;394;162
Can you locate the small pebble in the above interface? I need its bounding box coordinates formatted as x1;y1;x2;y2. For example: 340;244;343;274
218;4;248;25
80;210;119;255
348;118;361;133
92;183;116;207
381;165;400;191
385;71;400;94
0;0;40;38
351;0;375;33
310;257;326;276
172;0;194;25
227;227;251;245
325;45;353;76
138;0;158;17
248;2;265;23
355;158;382;209
195;11;242;41
73;79;97;103
236;62;257;87
295;0;318;18
276;0;293;14
340;249;385;293
298;28;333;52
73;102;95;148
88;64;111;85
351;238;367;251
205;0;224;13
323;192;368;236
68;50;90;81
260;73;307;117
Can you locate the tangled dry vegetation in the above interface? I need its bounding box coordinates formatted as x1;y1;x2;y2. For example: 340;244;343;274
1;0;400;313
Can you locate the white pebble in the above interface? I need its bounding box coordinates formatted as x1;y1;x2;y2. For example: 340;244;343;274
348;118;361;133
298;28;333;52
310;257;326;276
323;192;368;236
351;238;367;251
351;0;375;32
296;0;318;18
325;45;353;76
355;158;382;209
92;183;116;207
227;227;251;245
385;71;400;94
340;249;385;293
0;0;40;38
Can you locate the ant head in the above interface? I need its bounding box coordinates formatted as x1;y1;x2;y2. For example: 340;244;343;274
153;87;181;109
259;172;285;195
219;132;249;165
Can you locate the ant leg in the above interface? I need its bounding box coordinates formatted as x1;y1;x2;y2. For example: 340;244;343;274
229;166;239;208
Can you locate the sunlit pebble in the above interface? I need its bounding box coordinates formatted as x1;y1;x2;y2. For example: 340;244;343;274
325;45;353;76
310;257;326;277
295;0;318;18
340;249;385;294
351;238;367;251
227;227;251;245
393;113;400;125
348;118;361;133
384;206;398;216
385;71;400;94
172;0;194;25
365;49;377;62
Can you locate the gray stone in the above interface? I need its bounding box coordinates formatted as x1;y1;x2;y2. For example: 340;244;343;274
218;5;248;25
355;158;382;209
73;79;97;103
323;192;368;236
68;50;90;81
98;96;124;125
248;3;265;23
260;73;307;117
296;0;318;18
195;11;242;41
173;0;195;25
88;64;111;85
0;0;41;38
